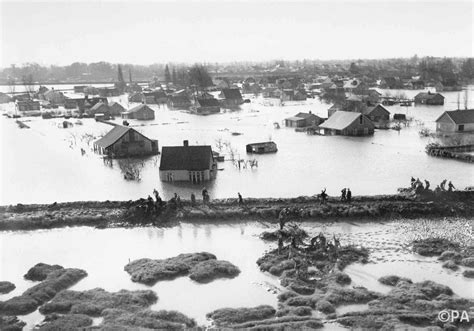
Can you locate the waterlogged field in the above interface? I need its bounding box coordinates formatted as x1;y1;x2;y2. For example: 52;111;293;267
1;87;473;205
0;220;472;329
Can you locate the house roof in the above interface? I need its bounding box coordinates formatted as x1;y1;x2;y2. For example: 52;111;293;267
160;145;213;171
221;88;243;100
436;110;474;124
285;116;306;122
109;101;125;110
90;102;108;112
294;112;321;120
414;92;444;100
318;111;363;130
197;98;220;107
364;104;390;116
94;125;132;149
128;104;153;113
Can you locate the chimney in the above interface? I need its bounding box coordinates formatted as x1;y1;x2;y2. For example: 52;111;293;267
183;140;189;147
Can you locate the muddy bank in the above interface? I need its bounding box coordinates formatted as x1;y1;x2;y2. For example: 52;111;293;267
0;265;87;316
36;287;197;330
1;192;473;231
336;276;474;329
0;282;15;295
412;238;474;279
206;305;324;329
124;252;240;285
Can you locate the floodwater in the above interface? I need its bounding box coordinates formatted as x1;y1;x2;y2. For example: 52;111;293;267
1;87;473;205
0;220;472;329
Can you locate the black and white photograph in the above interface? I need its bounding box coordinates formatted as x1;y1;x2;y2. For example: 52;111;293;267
0;0;473;329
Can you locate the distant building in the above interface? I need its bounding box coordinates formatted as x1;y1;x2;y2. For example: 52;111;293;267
167;94;192;109
281;89;294;101
219;88;244;107
246;141;278;154
74;86;87;93
108;102;126;116
86;102;110;117
159;141;216;183
93;125;158;158
362;104;390;122
128;92;145;103
43;89;65;104
192;98;221;115
285;112;323;127
0;92;12;104
414;92;445;105
16;100;41;112
293;90;307;101
318;111;375;136
121;104;155;120
97;87;120;97
435;110;474;133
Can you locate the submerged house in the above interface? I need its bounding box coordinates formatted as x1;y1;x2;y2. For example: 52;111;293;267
86;102;110;117
128;92;145;103
219;88;244;107
435;110;474;133
108;101;126;116
192;98;221;115
16;100;41;112
93;125;158;158
167;91;192;109
318;111;375;136
414;92;445;105
159;141;216;183
43;89;65;104
121;104;155;120
285;112;323;128
246;141;278;154
0;92;12;104
362;104;390;122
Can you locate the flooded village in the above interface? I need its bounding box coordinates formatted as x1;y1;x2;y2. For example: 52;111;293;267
0;1;473;330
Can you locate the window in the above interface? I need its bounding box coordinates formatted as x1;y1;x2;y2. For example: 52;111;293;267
459;125;464;131
359;115;363;124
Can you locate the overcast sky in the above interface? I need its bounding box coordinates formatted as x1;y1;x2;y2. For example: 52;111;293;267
0;0;472;67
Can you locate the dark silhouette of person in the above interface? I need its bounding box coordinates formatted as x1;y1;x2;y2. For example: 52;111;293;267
346;188;352;202
238;192;244;205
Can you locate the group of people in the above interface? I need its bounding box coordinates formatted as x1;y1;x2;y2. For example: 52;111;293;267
410;177;455;193
340;188;352;202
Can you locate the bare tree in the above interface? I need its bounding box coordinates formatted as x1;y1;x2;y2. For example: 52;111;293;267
7;76;16;97
464;89;469;110
22;73;35;96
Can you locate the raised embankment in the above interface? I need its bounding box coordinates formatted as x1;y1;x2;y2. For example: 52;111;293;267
0;192;472;231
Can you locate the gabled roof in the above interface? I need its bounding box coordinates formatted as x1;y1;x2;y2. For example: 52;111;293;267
197;98;220;107
318;111;363;130
160;145;213;171
436;110;474;124
285;116;306;122
364;104;390;116
414;92;444;100
109;101;125;110
294;112;321;120
128;104;154;113
221;88;243;100
94;126;132;149
90;102;108;112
